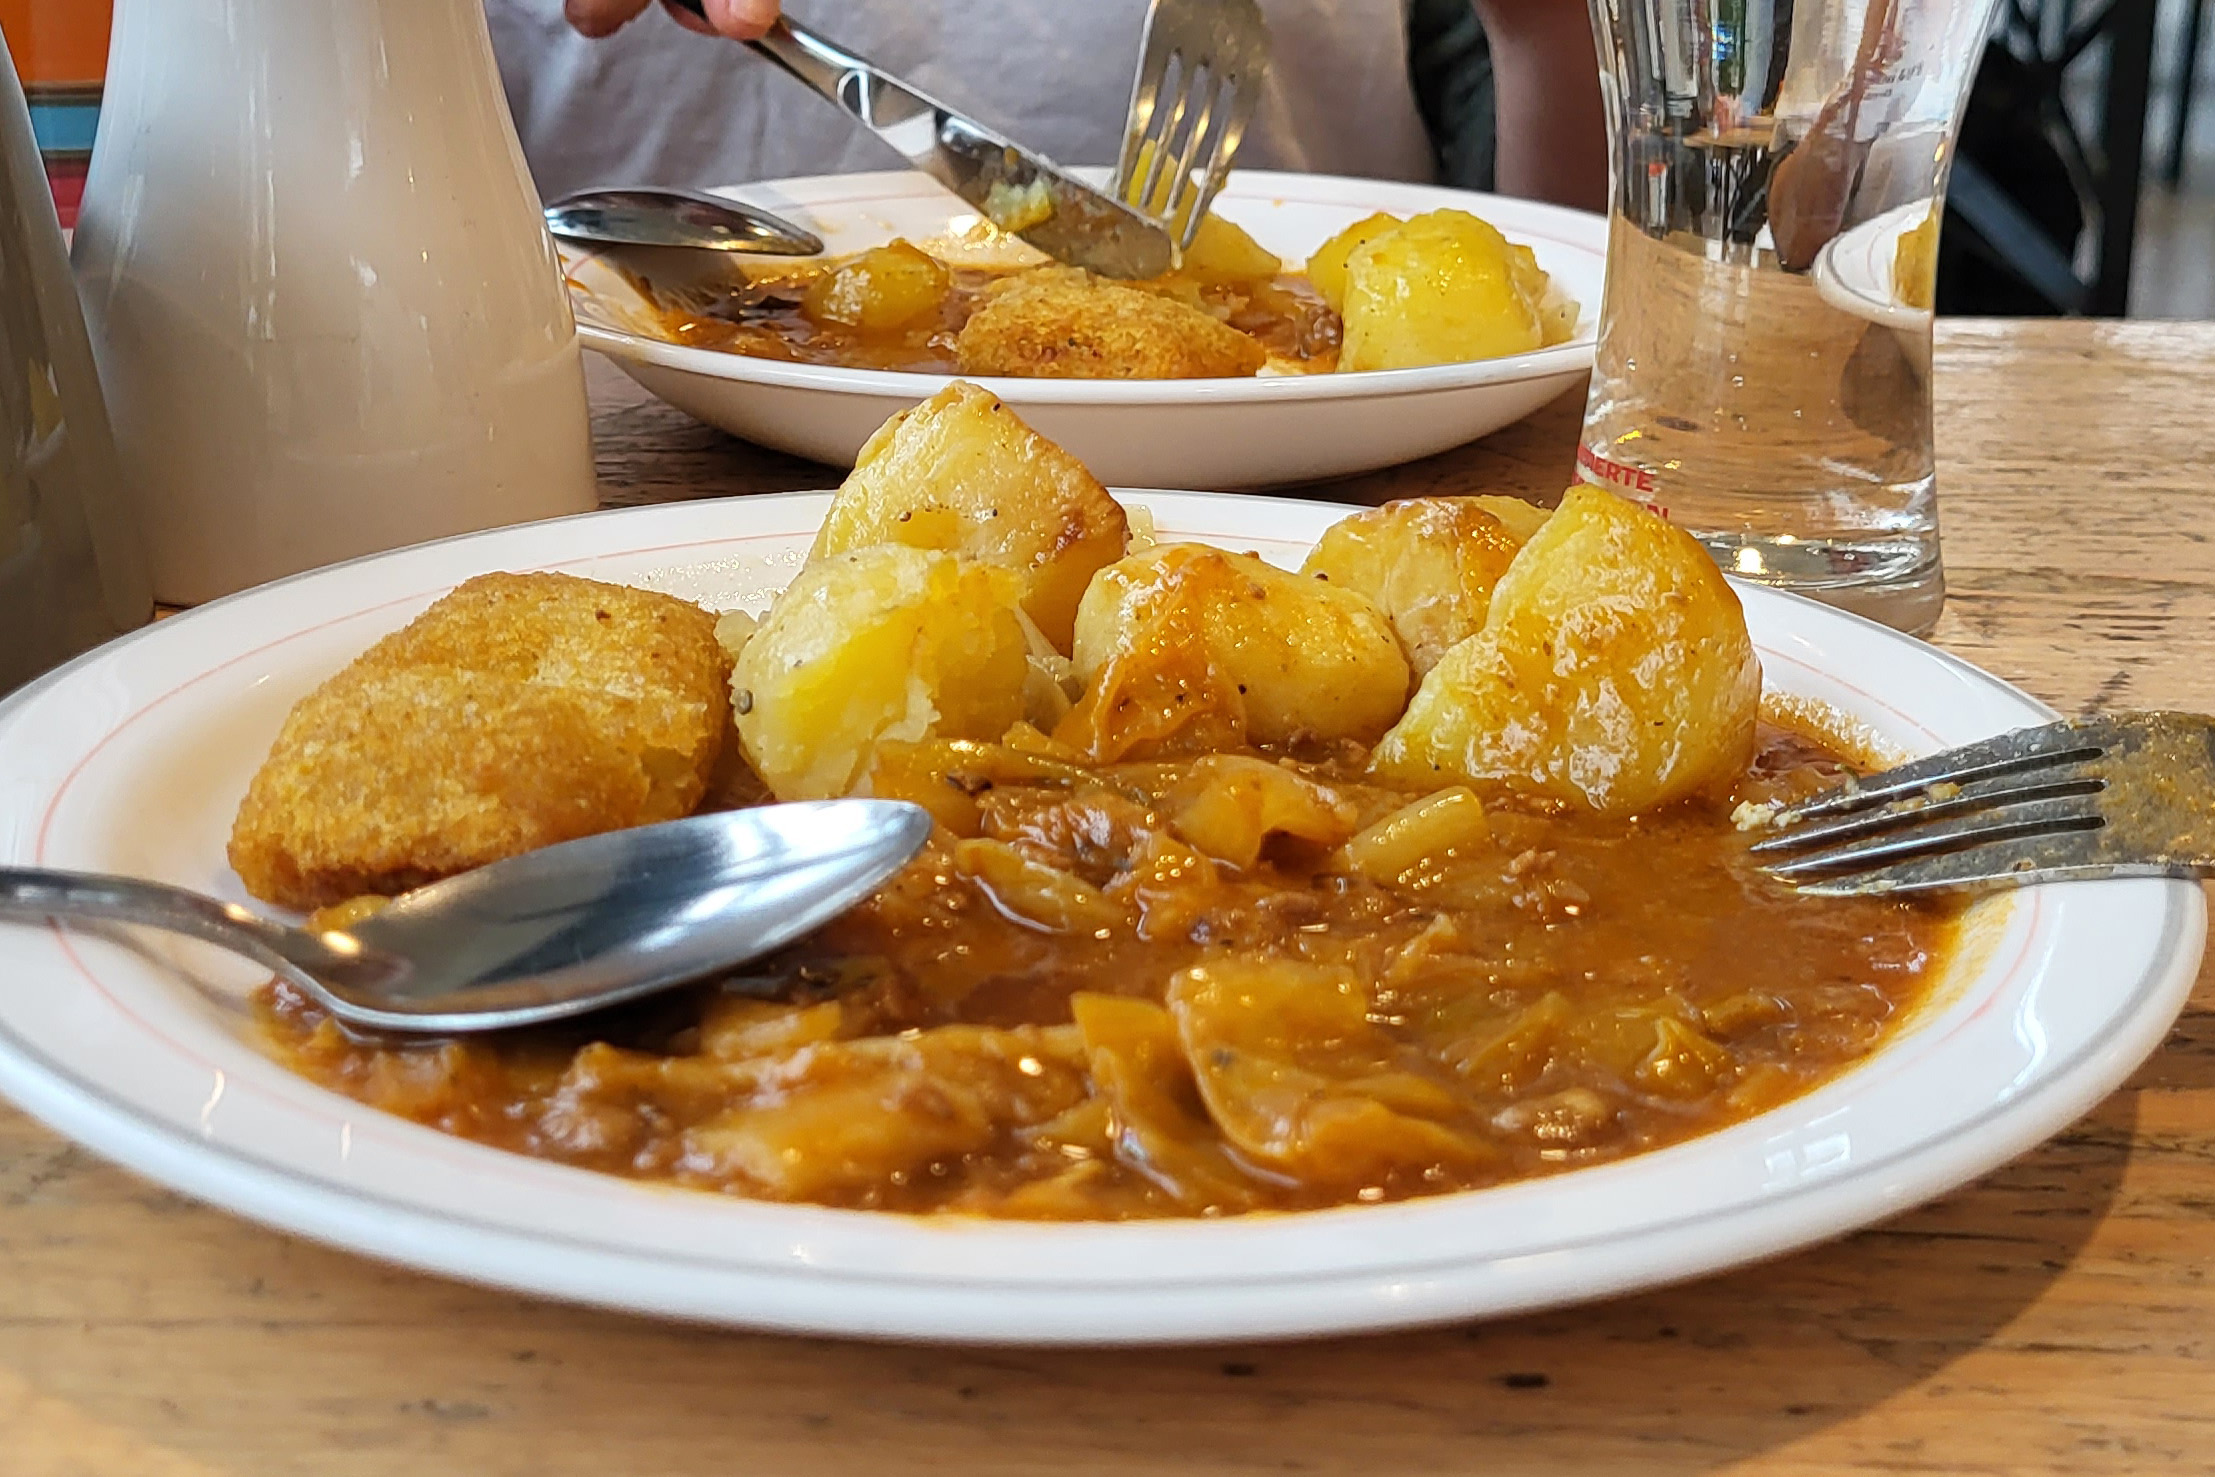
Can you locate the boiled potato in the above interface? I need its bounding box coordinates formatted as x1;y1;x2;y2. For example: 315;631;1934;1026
1302;497;1533;675
1894;207;1939;311
733;544;1031;800
811;381;1128;651
1338;209;1544;371
800;239;950;332
1174;212;1281;287
1304;211;1400;312
1509;243;1582;347
1063;543;1409;758
1121;143;1276;286
1371;485;1760;815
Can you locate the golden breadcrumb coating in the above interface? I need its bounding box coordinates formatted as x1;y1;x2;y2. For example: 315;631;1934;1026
953;269;1266;380
228;572;731;910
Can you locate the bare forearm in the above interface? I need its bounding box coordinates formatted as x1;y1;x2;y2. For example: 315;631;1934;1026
1470;0;1608;211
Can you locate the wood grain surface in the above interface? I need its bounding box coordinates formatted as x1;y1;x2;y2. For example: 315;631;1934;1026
8;323;2214;1476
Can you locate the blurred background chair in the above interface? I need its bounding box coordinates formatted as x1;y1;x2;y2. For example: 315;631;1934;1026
1938;0;2156;316
2163;0;2208;183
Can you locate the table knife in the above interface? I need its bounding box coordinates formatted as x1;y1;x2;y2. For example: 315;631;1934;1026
665;6;1177;279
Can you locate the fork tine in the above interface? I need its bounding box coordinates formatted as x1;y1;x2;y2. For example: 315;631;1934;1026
1117;2;1188;196
1116;51;1168;195
1776;717;2115;823
1784;833;2126;896
1747;767;2107;857
1761;794;2106;881
1160;69;1224;241
1116;0;1272;234
1130;57;1192;215
1195;71;1262;208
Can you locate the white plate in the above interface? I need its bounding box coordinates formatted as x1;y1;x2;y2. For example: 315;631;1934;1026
0;493;2199;1346
567;170;1605;488
1813;199;1937;331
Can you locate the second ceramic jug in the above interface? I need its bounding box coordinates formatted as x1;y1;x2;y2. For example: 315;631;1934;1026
73;0;598;604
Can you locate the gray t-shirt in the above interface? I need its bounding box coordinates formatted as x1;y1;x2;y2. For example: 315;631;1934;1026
486;1;1439;202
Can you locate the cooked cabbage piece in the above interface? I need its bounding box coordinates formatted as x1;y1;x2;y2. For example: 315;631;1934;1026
1166;959;1492;1188
1371;485;1760;814
810;380;1127;651
1164;754;1361;871
1070;992;1261;1213
733;544;1031;801
679;1024;1089;1201
1062;543;1409;759
1301;496;1536;675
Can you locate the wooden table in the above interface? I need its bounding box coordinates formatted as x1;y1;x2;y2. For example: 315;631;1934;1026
9;322;2215;1475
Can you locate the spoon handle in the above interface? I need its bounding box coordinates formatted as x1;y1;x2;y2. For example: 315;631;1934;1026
0;867;299;975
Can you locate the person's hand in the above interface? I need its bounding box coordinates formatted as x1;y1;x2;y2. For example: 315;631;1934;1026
563;0;780;41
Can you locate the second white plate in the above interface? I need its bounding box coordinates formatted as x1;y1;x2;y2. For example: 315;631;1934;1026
567;170;1606;488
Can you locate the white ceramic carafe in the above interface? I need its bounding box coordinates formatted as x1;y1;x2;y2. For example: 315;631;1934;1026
73;0;598;604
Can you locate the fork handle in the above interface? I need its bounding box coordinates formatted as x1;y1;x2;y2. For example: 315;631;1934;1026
745;18;872;103
662;2;855;100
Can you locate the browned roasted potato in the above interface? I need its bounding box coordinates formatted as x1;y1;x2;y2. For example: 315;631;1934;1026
733;544;1032;801
228;572;729;909
1062;543;1409;759
954;268;1266;380
810;381;1127;651
1371;485;1760;814
1302;497;1534;675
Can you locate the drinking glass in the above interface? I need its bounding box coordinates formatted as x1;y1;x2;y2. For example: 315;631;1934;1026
1579;0;2003;634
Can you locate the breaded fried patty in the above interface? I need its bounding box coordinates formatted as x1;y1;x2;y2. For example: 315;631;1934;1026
953;270;1267;380
228;572;732;909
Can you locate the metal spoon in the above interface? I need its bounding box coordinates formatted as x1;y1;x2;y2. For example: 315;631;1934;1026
0;800;931;1034
545;187;824;255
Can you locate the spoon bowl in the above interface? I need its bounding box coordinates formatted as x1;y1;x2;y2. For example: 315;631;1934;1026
0;800;932;1034
545;187;825;256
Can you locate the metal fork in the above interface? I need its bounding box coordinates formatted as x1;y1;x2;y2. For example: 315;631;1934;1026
1748;712;2215;896
1113;0;1273;249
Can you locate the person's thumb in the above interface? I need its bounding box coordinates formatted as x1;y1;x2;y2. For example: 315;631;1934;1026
566;0;655;39
700;0;781;39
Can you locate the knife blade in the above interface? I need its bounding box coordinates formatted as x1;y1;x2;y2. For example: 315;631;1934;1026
663;6;1177;279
